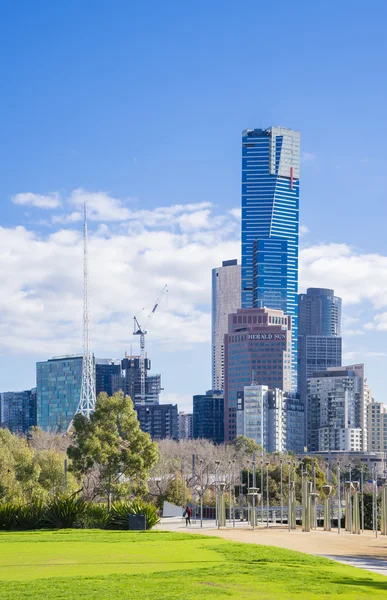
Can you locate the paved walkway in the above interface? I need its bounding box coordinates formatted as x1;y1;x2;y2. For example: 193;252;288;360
158;518;387;576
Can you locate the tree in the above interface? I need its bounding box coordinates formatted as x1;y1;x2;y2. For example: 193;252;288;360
230;436;263;458
67;392;159;509
34;450;78;497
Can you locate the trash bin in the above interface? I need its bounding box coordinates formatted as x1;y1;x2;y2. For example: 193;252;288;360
129;514;147;530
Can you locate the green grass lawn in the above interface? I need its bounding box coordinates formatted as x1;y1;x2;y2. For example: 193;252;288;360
0;530;387;599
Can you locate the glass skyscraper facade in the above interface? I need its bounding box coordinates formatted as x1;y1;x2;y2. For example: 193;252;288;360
241;126;300;388
0;389;36;434
37;355;83;432
298;288;342;337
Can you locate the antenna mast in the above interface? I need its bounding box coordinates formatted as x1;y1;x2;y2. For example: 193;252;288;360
76;202;96;418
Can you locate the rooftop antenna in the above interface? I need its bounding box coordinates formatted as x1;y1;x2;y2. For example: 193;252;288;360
75;202;96;419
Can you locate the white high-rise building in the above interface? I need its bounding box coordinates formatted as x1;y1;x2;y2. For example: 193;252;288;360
307;364;371;452
212;260;241;391
178;412;193;440
368;401;387;452
237;384;286;452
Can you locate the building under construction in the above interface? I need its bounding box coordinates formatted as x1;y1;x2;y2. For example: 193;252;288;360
95;356;162;405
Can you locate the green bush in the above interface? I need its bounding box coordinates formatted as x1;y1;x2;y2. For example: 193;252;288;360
79;503;110;529
15;500;45;530
108;500;160;530
42;494;86;529
0;503;17;530
0;496;159;531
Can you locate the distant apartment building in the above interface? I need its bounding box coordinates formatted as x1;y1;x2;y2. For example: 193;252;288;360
237;385;288;453
0;388;36;434
36;355;83;432
212;259;241;391
307;364;371;452
368;401;387;452
178;412;193;440
298;288;342;444
224;307;292;441
193;390;224;444
135;404;178;440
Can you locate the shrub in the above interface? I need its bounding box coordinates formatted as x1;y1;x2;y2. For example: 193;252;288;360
0;503;17;530
16;500;45;530
0;496;158;531
42;494;86;529
79;503;110;529
108;500;159;530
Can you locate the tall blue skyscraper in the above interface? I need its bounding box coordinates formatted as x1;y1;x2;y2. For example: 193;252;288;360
241;126;300;388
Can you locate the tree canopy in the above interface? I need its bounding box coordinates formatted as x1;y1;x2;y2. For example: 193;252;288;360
67;392;159;508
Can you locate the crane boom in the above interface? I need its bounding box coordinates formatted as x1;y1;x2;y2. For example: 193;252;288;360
133;284;168;405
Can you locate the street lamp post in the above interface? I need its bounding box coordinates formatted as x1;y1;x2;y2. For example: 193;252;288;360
280;459;283;525
260;454;264;524
360;464;364;533
229;460;232;524
287;460;291;533
347;464;352;535
199;459;203;528
373;463;378;538
266;461;270;528
232;459;236;527
215;460;220;529
313;462;316;529
337;462;341;534
252;453;256;531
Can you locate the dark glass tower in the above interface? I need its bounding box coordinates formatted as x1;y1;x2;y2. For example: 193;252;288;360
298;288;342;337
241;126;300;389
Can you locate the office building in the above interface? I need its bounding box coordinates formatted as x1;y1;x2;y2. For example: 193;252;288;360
36;355;83;432
134;404;178;440
95;359;121;397
0;389;36;434
121;356;162;404
368;401;387;453
307;364;370;452
298;288;342;337
284;396;304;453
212;259;241;391
193;390;224;444
242;126;300;388
224;306;292;441
298;288;342;438
178;412;193;440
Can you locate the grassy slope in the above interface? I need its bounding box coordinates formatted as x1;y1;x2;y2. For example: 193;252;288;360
0;530;386;600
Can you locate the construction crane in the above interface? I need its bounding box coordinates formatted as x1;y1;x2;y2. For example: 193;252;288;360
133;284;168;404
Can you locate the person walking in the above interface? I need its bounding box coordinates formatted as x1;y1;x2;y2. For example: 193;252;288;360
184;505;192;526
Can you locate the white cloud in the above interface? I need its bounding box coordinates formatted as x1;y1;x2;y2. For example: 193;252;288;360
365;313;387;331
299;243;387;308
4;193;387;370
300;225;309;236
301;152;316;163
229;208;241;220
69;189;133;221
12;193;61;209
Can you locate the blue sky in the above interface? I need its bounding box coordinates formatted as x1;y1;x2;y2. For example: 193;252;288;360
1;1;387;409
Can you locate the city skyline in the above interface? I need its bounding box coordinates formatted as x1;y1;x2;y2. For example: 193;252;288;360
1;3;387;411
